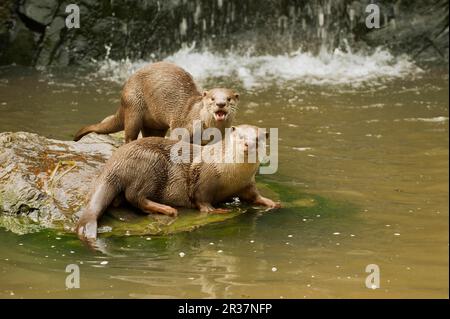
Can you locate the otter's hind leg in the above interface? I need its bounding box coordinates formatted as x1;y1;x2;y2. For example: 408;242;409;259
124;114;142;143
140;199;178;217
125;189;177;217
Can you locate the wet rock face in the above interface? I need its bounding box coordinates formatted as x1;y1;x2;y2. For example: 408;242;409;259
0;0;448;67
0;132;121;232
18;0;59;26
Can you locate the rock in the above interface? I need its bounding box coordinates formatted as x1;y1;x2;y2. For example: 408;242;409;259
0;132;120;233
0;0;14;36
363;2;449;60
35;16;66;66
0;18;38;66
18;0;59;26
0;132;257;236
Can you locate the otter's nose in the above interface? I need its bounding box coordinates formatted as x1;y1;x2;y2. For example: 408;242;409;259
216;102;226;108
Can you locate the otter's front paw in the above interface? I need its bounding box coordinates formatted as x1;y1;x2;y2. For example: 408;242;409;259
76;219;98;242
256;196;282;209
198;203;230;214
209;208;232;214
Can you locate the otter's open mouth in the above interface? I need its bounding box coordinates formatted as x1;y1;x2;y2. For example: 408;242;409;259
214;110;228;121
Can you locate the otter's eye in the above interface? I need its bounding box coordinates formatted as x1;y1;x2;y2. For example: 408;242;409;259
211;97;215;101
227;97;231;102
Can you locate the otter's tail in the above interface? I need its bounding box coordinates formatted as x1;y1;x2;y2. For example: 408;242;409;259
76;181;119;241
73;112;123;141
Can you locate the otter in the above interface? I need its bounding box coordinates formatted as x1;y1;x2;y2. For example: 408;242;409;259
76;125;280;242
73;62;239;143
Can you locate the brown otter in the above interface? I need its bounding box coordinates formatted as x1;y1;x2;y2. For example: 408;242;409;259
73;61;239;143
76;125;280;242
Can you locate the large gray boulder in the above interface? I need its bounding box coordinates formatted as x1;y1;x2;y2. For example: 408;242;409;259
0;132;120;234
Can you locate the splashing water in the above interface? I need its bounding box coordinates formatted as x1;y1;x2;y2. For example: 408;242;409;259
96;44;422;89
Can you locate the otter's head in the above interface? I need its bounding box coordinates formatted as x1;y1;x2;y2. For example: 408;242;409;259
202;88;239;125
228;125;269;163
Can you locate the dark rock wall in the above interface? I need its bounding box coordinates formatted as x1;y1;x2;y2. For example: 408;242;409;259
0;0;448;67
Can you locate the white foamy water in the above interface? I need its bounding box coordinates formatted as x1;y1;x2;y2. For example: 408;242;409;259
96;45;421;89
403;116;449;123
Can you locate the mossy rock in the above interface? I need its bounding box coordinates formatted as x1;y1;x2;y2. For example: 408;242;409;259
97;206;247;237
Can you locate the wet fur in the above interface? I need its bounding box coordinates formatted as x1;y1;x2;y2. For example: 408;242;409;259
74;62;238;143
76;125;280;241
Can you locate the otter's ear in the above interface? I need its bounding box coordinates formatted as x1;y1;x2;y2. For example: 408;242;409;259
234;93;240;100
202;90;208;97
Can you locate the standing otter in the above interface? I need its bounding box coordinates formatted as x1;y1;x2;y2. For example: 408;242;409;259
76;125;280;242
73;62;239;143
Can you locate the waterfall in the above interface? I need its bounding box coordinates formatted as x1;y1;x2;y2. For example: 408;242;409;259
0;0;447;67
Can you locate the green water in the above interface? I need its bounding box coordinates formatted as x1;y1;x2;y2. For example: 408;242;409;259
0;65;448;298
